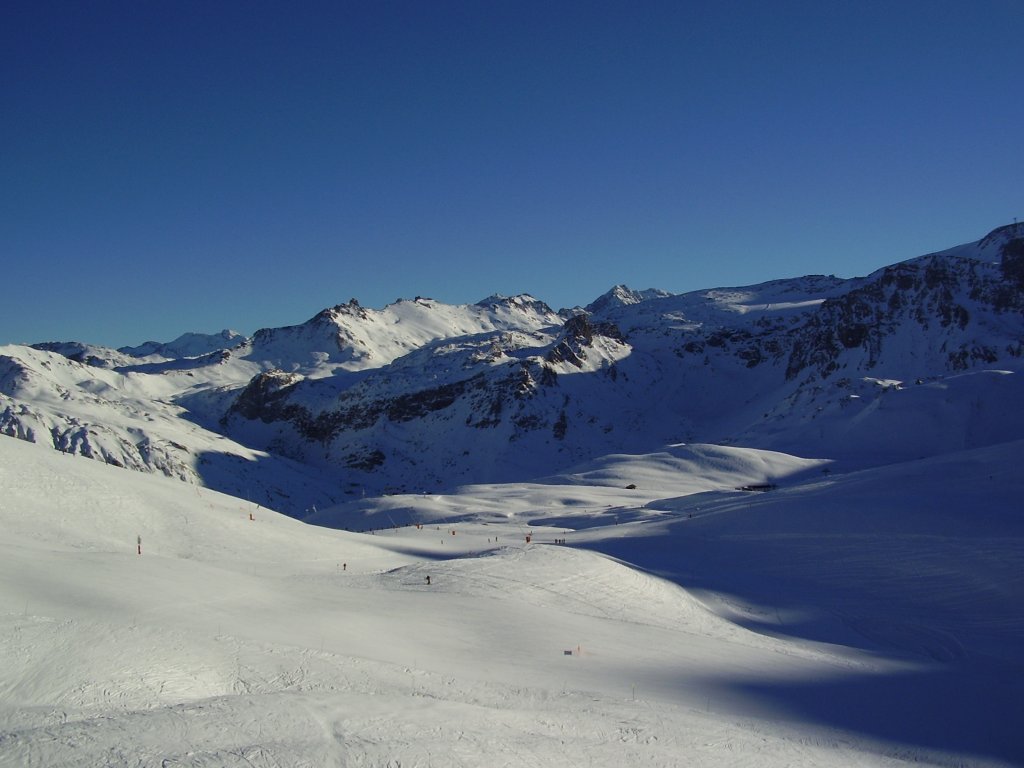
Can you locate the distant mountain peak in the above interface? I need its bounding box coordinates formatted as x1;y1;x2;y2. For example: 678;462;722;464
311;299;369;324
585;285;672;316
119;329;246;359
475;293;555;315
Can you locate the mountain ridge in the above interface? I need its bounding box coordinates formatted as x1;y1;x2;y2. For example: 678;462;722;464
3;224;1022;515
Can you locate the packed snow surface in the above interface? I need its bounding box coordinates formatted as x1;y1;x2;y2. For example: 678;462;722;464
1;435;1021;767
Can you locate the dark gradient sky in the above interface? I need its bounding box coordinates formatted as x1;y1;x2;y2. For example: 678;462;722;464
2;1;1021;347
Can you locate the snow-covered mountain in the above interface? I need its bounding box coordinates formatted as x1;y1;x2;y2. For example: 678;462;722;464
2;224;1022;513
118;328;246;359
3;224;1024;765
583;283;673;314
217;224;1024;498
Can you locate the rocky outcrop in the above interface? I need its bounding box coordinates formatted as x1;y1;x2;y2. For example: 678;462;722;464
226;369;500;445
785;253;1010;380
546;315;625;368
227;370;303;421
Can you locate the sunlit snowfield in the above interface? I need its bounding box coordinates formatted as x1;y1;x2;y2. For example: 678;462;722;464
2;435;1021;767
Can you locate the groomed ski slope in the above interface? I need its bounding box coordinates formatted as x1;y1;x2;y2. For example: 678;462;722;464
1;435;1022;767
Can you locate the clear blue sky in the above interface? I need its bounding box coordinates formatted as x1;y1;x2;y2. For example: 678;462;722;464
2;0;1021;348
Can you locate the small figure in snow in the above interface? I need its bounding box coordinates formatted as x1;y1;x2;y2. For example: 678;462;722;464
425;575;431;586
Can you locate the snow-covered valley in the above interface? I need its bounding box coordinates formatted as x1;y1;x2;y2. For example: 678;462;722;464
2;432;1022;766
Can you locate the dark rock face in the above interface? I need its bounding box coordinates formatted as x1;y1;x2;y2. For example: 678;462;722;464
999;237;1024;298
227;369;502;447
785;254;1007;380
552;408;568;440
386;376;483;423
227;370;303;421
702;326;786;369
343;448;385;470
